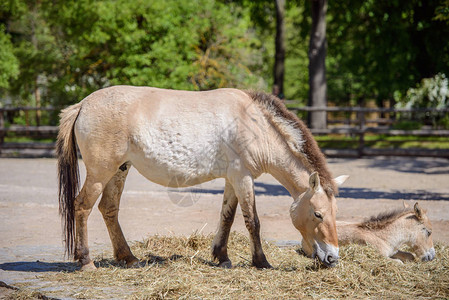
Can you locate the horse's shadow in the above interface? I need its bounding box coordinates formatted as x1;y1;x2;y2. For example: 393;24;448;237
194;182;290;197
197;181;449;201
95;253;216;269
0;252;305;273
0;253;219;273
0;261;78;273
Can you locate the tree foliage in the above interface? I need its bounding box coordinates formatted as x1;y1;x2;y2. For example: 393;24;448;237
326;0;449;105
0;0;448;109
0;25;19;90
2;0;265;106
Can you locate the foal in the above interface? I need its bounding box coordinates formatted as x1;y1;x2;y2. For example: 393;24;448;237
337;202;435;262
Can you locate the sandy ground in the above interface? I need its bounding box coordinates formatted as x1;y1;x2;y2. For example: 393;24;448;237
0;157;448;297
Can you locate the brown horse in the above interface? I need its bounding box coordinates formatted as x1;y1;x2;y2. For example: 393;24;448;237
302;202;435;263
57;86;348;270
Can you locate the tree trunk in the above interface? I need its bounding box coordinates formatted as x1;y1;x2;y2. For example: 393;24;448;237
308;0;327;129
31;3;41;126
273;0;285;99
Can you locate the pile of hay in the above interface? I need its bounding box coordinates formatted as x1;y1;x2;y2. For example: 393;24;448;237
14;232;449;299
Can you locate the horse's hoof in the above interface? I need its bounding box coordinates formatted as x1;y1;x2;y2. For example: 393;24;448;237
80;261;97;271
126;258;140;268
254;261;273;269
218;260;233;269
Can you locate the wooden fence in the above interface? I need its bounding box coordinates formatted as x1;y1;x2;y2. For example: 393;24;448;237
1;105;449;158
289;105;449;157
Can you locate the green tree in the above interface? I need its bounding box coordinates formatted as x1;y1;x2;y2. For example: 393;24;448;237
3;0;266;107
0;25;19;92
326;0;449;106
435;0;449;22
308;0;327;129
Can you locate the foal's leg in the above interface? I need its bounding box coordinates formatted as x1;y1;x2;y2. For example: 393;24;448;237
390;250;415;263
74;171;114;270
230;175;272;269
98;162;139;267
212;180;238;268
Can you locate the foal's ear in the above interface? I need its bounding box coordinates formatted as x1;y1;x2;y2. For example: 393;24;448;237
403;201;410;209
309;172;321;192
333;175;349;187
414;202;424;220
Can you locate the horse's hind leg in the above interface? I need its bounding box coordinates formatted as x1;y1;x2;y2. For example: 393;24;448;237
98;162;139;267
74;170;115;271
212;180;238;268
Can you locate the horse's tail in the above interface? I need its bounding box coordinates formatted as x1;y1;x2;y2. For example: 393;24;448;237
56;102;82;257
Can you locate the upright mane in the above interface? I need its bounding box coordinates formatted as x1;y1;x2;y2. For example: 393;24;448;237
358;208;414;231
245;90;337;195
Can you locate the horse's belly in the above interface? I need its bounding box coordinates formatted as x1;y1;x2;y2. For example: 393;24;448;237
128;121;230;187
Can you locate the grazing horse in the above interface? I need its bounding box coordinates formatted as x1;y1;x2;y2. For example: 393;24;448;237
302;202;435;263
57;86;348;270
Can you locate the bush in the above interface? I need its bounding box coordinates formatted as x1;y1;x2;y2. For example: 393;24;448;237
396;73;449;109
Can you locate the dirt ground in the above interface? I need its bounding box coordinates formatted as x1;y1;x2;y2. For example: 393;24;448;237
0;157;448;297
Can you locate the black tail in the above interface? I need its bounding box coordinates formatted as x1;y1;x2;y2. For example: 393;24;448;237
56;103;81;257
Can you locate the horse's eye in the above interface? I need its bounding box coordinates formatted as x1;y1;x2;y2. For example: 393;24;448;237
314;212;323;220
423;228;432;237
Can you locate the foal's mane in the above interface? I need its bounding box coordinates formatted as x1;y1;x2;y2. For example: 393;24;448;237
358;208;415;231
245;90;337;196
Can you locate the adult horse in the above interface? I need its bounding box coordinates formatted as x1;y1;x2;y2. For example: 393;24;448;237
57;86;348;270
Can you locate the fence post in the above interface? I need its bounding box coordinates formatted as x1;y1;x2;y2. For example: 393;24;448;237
357;109;365;157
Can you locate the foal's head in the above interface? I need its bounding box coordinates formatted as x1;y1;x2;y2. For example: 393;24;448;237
407;202;435;261
290;172;348;267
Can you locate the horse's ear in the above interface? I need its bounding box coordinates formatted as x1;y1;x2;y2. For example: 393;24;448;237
333;175;349;187
414;202;423;220
309;172;321;192
403;201;410;209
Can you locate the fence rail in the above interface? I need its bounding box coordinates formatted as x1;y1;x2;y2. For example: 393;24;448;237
288;105;449;158
1;105;449;158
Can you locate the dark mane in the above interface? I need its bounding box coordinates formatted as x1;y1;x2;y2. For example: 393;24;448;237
358;208;415;231
245;90;337;196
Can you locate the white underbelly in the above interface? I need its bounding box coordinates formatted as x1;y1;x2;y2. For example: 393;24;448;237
128;117;232;187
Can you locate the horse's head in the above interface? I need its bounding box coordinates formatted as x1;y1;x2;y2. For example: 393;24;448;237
408;202;435;262
290;172;348;267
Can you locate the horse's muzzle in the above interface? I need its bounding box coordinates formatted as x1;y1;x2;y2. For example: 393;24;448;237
323;253;339;267
313;242;339;267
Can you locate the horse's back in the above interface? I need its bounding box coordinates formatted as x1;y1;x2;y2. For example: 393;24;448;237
74;86;257;186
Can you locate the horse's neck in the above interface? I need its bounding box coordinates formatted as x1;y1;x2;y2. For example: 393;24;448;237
337;222;362;245
266;155;310;198
356;218;411;255
253;121;320;198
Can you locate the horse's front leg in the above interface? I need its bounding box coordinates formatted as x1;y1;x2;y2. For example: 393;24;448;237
98;163;139;268
390;250;415;263
230;174;272;269
212;180;238;268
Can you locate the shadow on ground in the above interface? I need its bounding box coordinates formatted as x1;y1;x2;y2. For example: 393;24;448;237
339;188;449;201
187;182;449;201
185;182;290;197
365;157;449;175
0;261;78;273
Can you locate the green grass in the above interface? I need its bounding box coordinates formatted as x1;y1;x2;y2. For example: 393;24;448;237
3;136;56;143
315;135;449;149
